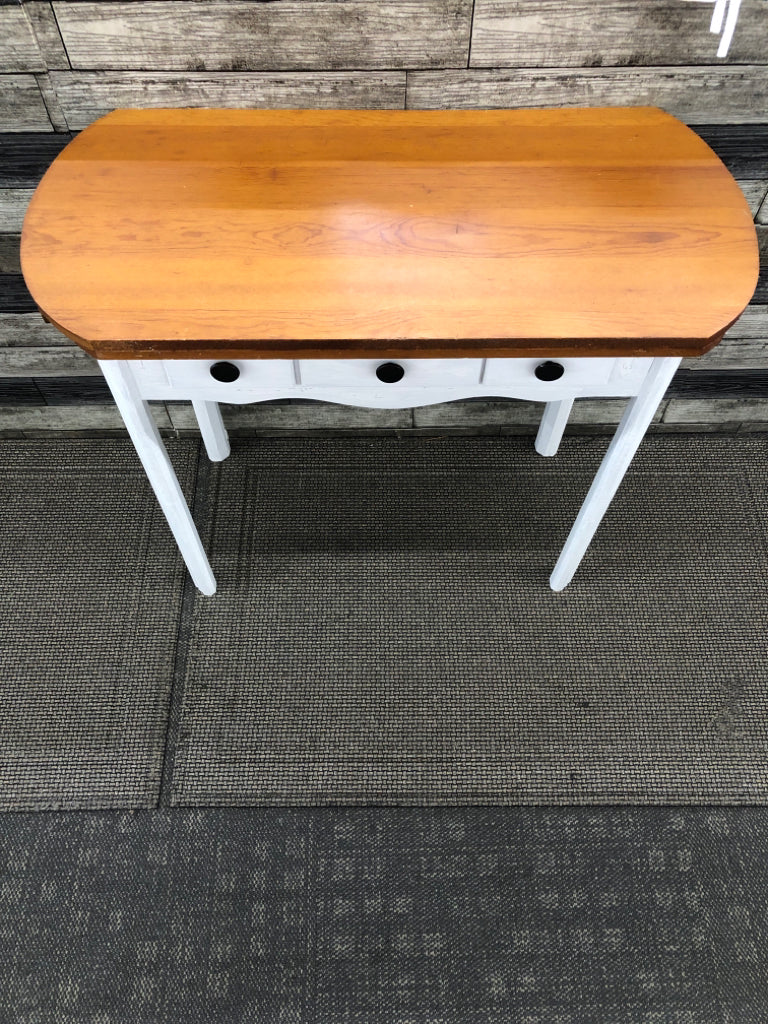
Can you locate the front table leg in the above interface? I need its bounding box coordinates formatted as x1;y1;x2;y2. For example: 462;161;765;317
99;360;217;595
549;356;681;591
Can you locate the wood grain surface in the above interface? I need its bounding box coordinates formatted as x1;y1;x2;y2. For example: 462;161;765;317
470;0;765;67
1;76;53;132
0;191;36;233
741;182;768;216
47;71;407;129
52;0;472;71
693;126;768;180
20;107;759;360
406;67;768;124
22;1;71;71
0;3;46;73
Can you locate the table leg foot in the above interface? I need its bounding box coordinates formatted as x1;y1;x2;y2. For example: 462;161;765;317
193;400;230;461
535;399;573;457
549;356;680;591
99;360;217;595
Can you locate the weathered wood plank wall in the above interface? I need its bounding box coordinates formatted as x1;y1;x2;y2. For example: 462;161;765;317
48;72;408;126
52;0;473;70
407;67;768;122
0;0;766;428
469;0;767;66
2;0;762;125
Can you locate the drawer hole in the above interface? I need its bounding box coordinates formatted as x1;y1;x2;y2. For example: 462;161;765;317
534;361;565;382
376;362;405;383
210;361;240;383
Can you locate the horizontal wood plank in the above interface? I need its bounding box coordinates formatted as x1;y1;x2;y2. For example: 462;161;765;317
0;235;21;273
34;70;70;132
406;67;768;124
663;397;768;424
0;74;52;131
0;3;46;72
470;0;766;67
33;374;111;402
668;370;768;398
0;274;36;313
0;346;99;376
0;377;42;404
0;311;83;348
23;2;70;70
694;125;768;180
682;338;768;371
0;402;172;430
0;189;35;232
53;0;471;71
740;181;768;218
2;131;763;225
0;133;74;187
49;71;407;128
756;227;768;302
721;303;768;340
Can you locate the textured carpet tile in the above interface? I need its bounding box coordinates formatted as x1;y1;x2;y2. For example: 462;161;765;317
1;807;767;1023
0;439;198;809
171;434;768;805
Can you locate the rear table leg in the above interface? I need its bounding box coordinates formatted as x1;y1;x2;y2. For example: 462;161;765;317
549;356;680;591
193;400;230;461
99;359;217;595
535;399;573;457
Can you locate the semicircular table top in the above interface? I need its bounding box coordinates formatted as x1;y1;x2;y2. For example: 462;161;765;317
20;106;759;362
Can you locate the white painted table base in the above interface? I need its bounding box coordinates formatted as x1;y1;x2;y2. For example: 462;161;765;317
99;354;681;595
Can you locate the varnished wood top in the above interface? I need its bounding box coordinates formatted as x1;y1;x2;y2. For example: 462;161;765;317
20;107;758;360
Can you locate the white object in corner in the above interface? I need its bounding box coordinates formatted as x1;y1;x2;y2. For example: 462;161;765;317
711;0;742;57
681;0;742;57
712;0;741;57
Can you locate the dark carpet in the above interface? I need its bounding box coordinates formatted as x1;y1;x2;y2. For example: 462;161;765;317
2;434;768;1022
172;434;768;805
2;434;767;809
1;807;767;1023
0;439;197;810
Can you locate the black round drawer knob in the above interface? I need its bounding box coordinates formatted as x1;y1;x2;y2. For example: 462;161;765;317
534;361;565;382
210;361;240;383
376;362;405;384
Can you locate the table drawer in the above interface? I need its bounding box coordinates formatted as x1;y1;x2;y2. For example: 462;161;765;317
298;358;483;387
483;357;613;388
163;358;294;389
483;356;653;392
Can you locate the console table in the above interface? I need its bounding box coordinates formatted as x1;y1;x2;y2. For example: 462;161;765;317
20;108;758;595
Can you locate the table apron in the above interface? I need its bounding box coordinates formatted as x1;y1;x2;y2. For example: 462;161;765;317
127;356;657;407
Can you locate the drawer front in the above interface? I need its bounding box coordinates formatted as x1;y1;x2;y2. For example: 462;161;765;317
483;356;653;392
298;358;483;387
483;357;616;388
164;358;295;389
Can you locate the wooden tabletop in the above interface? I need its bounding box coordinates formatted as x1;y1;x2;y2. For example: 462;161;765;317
20;107;758;361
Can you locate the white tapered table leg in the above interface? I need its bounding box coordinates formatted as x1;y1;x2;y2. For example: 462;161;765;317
192;400;230;461
549;356;681;591
99;359;216;595
535;398;573;457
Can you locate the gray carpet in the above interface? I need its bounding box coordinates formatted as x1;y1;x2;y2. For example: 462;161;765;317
172;434;768;806
0;439;197;810
2;807;767;1023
